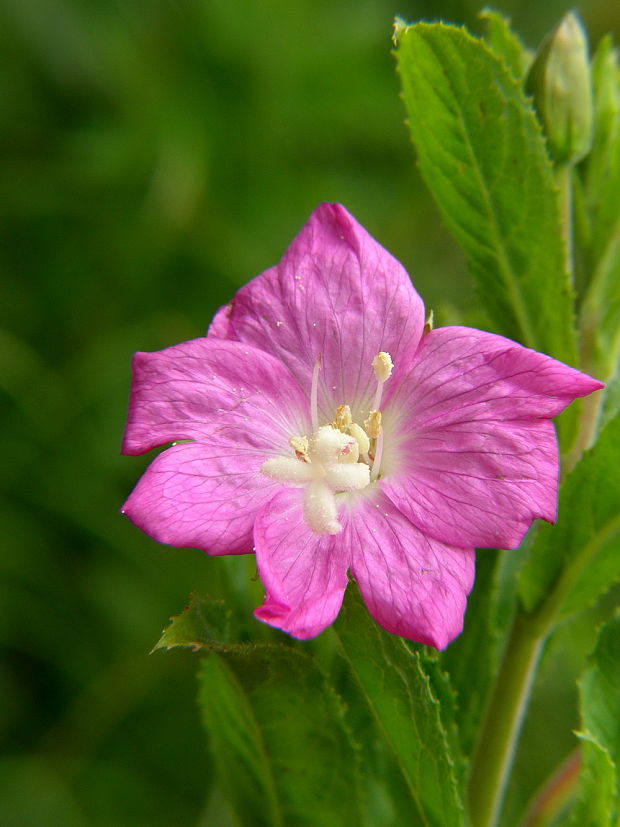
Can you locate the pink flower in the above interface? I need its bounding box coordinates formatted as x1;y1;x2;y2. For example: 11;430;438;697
122;204;602;649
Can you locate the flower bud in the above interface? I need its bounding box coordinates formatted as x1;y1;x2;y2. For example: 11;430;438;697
526;12;593;164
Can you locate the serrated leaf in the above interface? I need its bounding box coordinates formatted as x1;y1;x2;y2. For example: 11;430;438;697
198;646;362;827
397;23;576;364
479;8;532;78
581;35;620;377
571;736;616;827
572;612;620;825
518;413;620;620
333;586;464;826
152;592;232;652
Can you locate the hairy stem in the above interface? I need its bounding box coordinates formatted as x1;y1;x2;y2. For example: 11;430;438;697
556;163;574;285
468;507;620;827
468;611;544;827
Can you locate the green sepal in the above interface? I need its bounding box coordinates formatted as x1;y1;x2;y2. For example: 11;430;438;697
525;12;593;165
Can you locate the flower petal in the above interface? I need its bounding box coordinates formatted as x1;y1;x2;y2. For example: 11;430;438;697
383;419;559;550
382;327;603;549
253;488;349;639
348;490;475;649
122;440;279;555
122;337;309;455
212;203;425;417
253;485;474;647
385;326;604;431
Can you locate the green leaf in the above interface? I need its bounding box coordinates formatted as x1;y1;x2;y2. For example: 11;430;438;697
152;592;232;652
581;35;620;378
479;8;532;78
572;612;620;825
155;595;362;823
518;413;620;620
571;737;616;827
601;369;620;428
333;586;464;826
198;646;362;827
396;23;576;364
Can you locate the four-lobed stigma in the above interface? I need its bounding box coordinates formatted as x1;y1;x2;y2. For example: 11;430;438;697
261;352;393;534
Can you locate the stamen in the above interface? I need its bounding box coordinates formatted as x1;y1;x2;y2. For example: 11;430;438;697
335;404;352;431
371;429;384;481
262;349;396;534
371;351;393;411
349;422;370;455
310;356;321;432
289;435;309;461
364;410;382;439
372;351;393;382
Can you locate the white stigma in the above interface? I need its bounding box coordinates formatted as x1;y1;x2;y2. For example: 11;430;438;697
261;425;369;535
260;351;395;535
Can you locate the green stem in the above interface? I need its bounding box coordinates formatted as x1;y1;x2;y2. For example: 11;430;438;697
468;511;620;827
556;163;574;285
468;611;544;827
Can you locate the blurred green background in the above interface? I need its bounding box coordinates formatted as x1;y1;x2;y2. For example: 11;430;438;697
1;1;618;824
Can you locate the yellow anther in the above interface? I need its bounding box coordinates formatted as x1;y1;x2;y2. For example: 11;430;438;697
289;435;309;461
334;404;353;431
364;411;382;439
372;352;393;382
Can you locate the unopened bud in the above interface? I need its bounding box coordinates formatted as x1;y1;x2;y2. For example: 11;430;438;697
526;12;593;164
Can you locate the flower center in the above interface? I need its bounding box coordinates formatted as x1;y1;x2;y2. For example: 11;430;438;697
261;352;393;535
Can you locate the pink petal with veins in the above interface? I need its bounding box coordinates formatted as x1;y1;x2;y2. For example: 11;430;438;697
122;337;309;456
385;327;604;430
383;419;559;550
382;326;604;549
213;203;425;417
348;491;475;649
123;440;279;555
254;487;350;639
